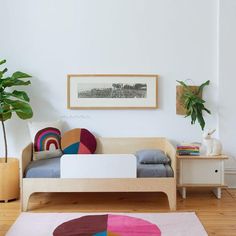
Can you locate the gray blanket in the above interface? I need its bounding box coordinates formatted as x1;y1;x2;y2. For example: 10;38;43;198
137;163;173;177
25;157;61;178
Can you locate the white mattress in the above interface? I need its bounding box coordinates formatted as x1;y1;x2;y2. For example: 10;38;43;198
60;154;137;178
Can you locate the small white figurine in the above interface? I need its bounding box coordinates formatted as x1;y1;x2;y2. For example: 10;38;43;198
202;129;222;156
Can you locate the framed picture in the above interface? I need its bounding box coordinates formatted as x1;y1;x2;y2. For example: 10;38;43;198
67;74;159;109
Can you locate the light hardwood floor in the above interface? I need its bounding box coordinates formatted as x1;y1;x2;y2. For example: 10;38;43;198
1;189;236;236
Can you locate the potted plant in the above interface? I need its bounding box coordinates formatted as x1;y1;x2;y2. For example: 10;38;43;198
0;59;33;202
176;80;211;130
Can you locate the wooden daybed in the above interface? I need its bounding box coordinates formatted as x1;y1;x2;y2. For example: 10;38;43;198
20;137;176;211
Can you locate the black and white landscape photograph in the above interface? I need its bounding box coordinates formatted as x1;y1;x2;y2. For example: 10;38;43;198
68;75;157;109
78;83;147;98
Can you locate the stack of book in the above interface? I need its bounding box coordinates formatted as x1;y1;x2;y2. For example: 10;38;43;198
177;144;200;156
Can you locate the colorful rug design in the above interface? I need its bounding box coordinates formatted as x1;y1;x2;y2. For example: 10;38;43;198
6;212;208;236
53;214;161;236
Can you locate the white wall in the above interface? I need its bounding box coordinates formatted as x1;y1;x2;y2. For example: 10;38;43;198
219;0;236;187
0;1;218;158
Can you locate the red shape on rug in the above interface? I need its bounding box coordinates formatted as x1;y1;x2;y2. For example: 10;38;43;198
53;214;108;236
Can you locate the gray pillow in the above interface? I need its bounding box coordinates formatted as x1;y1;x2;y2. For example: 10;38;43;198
135;149;170;164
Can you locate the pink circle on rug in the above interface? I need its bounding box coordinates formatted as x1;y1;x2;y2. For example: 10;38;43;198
107;214;161;236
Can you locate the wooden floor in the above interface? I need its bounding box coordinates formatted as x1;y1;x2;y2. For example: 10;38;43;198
1;188;236;236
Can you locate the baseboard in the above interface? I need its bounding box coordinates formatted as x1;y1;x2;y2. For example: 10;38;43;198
225;168;236;188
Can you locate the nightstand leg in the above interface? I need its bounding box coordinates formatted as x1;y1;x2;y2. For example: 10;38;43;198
212;187;221;199
180;187;186;199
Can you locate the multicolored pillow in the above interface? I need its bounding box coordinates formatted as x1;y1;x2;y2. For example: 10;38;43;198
34;127;61;152
28;121;63;160
61;128;97;154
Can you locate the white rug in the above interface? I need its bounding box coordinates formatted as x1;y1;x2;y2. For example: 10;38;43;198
6;212;207;236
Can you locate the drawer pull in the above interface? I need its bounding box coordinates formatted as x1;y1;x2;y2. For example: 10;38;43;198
215;170;218;173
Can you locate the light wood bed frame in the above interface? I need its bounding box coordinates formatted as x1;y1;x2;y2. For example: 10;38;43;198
20;137;176;211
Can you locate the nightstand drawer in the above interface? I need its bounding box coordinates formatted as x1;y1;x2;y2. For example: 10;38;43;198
180;159;223;185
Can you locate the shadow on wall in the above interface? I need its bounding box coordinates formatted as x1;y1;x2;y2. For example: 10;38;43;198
29;77;58;121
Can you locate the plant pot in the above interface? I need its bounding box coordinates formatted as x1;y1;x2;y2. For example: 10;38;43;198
176;85;202;115
0;158;19;202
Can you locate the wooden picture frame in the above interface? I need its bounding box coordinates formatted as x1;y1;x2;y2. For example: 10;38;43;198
67;74;159;109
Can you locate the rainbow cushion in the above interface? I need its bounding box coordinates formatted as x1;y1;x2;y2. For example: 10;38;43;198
34;127;61;152
33;127;62;160
61;128;97;154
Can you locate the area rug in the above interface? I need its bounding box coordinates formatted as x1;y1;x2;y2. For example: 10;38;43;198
6;212;207;236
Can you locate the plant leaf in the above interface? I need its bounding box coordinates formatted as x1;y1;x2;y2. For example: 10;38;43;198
177;80;188;88
179;79;211;130
191;107;197;124
203;107;211;114
0;59;6;65
16;108;33;120
0;62;33;123
0;68;8;78
0;104;12;121
197;80;210;95
3;99;33;119
10;100;33;119
1;77;31;87
3;90;30;102
12;71;32;79
196;108;205;130
0;111;12;121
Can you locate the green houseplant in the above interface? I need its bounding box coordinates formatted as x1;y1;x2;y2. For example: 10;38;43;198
177;80;211;130
0;59;33;163
0;59;33;202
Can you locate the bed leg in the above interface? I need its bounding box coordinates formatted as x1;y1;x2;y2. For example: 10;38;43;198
166;190;176;211
21;191;31;212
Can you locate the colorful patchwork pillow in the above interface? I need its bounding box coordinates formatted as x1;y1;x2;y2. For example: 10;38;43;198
61;128;97;154
28;121;63;160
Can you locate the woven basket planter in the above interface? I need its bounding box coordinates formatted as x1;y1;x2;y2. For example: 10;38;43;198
0;158;19;202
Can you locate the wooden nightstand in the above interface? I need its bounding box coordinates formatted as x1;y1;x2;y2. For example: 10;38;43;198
177;154;228;199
